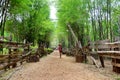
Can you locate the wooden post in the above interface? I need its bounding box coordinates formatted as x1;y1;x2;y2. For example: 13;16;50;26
8;35;12;69
99;56;105;67
8;48;11;69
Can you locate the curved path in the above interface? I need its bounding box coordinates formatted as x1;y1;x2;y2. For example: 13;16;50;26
10;50;113;80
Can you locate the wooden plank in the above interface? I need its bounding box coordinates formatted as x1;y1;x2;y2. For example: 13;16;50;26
112;62;120;67
100;55;120;59
0;56;9;62
112;41;120;44
10;54;21;58
22;51;32;57
97;51;120;59
97;51;120;54
90;56;100;68
0;55;8;57
95;39;110;44
88;39;110;45
0;41;30;49
10;58;21;62
89;51;97;54
98;52;120;57
0;40;24;45
91;51;120;55
88;41;111;50
104;43;119;49
96;44;110;49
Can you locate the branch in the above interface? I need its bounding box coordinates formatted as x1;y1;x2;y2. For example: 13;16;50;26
67;23;82;48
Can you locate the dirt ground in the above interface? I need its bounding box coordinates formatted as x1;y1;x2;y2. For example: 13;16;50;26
3;50;120;80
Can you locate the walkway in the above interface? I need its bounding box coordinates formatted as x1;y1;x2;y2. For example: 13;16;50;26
10;50;113;80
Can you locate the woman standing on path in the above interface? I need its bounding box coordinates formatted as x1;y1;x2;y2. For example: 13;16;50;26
58;44;62;58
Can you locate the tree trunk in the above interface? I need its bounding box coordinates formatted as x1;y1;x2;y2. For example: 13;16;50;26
0;0;9;36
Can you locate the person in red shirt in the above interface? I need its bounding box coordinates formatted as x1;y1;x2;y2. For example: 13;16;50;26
58;44;62;58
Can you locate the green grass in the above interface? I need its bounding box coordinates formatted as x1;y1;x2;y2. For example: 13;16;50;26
116;78;120;80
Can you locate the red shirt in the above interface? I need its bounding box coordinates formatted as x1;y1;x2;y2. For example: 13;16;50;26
58;45;62;52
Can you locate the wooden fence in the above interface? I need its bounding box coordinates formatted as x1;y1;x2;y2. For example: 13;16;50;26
88;39;120;73
0;40;39;71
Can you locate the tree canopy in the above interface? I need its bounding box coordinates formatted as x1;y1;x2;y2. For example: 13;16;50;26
0;0;120;48
0;0;54;47
56;0;120;48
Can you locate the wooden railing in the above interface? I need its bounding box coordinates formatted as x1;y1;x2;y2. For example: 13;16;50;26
0;39;35;71
0;51;32;71
88;39;120;73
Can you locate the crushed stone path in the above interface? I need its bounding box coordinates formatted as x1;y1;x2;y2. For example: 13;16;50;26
9;50;113;80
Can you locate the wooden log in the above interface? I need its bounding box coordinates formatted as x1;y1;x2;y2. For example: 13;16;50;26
99;56;105;67
22;51;31;57
97;51;120;59
0;56;9;62
67;24;82;48
27;54;39;62
10;58;21;62
113;66;120;73
0;55;8;57
112;62;120;67
0;40;33;71
0;64;5;70
4;62;16;69
90;56;100;68
97;51;120;54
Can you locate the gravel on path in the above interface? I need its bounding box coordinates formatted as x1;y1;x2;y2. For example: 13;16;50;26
9;50;114;80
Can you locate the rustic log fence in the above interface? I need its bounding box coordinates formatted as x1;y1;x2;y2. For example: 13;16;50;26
0;40;40;71
87;39;120;73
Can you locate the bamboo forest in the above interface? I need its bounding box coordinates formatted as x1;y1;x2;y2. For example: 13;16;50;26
0;0;120;80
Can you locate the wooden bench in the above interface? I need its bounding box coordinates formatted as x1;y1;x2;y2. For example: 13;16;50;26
88;39;120;73
88;39;110;66
96;42;120;73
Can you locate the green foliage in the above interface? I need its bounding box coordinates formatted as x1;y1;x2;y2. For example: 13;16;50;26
56;0;120;48
9;0;31;14
57;0;90;47
44;48;53;54
1;0;120;49
115;78;120;80
5;0;54;46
